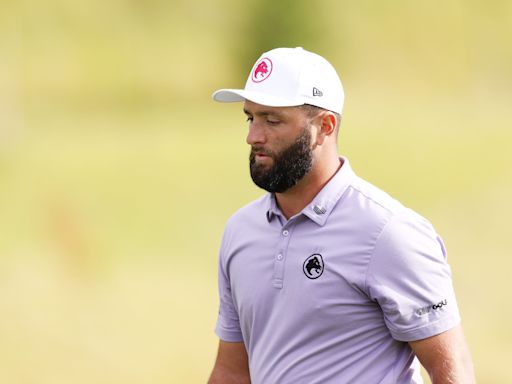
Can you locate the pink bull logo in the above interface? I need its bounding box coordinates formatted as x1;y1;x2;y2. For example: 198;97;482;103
251;58;273;83
255;62;268;77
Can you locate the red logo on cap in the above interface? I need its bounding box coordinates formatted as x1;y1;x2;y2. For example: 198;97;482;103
252;58;273;83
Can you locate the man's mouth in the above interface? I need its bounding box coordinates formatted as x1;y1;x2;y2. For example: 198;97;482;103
251;148;273;161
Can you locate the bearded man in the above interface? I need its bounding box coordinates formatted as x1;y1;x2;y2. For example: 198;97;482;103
208;47;474;384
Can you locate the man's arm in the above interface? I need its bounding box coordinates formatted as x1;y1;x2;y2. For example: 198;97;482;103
409;325;475;384
208;340;251;384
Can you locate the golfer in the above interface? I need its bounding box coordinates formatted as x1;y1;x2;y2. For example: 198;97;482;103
208;47;475;383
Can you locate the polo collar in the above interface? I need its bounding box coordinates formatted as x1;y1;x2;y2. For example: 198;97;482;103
265;193;281;222
265;157;355;226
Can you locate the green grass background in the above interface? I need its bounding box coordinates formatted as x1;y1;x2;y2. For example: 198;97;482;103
1;0;511;382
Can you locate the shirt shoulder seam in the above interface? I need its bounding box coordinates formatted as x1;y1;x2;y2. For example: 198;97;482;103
347;183;395;215
363;208;399;295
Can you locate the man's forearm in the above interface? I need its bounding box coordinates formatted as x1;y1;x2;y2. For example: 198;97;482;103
209;341;251;384
428;348;475;384
208;366;251;384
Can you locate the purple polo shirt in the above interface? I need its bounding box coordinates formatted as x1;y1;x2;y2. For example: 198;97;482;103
215;158;460;383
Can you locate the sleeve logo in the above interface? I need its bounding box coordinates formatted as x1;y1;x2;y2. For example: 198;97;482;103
415;299;448;316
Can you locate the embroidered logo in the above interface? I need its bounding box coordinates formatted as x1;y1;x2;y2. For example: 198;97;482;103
303;254;324;279
415;299;448;316
312;87;323;97
252;58;273;83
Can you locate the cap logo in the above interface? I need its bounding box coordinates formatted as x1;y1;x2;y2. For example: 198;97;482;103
252;58;273;83
313;87;323;97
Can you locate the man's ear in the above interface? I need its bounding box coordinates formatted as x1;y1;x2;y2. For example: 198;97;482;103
315;112;337;145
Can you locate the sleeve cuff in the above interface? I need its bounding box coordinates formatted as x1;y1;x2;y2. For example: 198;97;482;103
390;313;461;342
215;320;244;342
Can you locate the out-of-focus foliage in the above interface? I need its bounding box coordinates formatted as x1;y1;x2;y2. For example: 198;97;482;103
230;0;327;74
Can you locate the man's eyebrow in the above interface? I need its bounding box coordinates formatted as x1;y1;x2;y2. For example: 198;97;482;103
243;108;284;118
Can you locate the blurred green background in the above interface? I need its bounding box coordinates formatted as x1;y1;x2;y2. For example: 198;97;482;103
1;0;511;382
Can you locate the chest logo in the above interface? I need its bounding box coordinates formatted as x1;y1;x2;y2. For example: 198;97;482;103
303;254;324;279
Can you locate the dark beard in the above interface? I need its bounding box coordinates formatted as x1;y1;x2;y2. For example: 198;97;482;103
249;127;313;193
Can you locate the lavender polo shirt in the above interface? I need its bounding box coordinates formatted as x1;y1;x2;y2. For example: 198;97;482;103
215;158;461;384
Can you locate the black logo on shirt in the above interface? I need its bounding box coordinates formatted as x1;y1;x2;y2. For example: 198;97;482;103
416;299;448;316
303;254;324;279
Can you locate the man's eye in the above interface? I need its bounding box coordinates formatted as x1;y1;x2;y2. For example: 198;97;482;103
246;116;253;122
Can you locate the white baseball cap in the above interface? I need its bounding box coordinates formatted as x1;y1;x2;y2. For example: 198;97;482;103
212;47;344;114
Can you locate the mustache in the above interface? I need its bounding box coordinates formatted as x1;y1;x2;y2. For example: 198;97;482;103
250;146;274;157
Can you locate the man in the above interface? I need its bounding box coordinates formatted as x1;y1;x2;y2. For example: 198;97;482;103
208;47;474;383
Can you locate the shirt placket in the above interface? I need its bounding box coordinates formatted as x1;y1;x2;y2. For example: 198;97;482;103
273;222;294;289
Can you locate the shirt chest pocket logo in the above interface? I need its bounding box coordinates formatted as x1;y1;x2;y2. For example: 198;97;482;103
303;254;324;279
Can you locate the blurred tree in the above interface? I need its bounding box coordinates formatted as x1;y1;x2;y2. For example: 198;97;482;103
233;0;329;79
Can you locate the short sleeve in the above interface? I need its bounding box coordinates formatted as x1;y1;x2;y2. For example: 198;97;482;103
215;229;244;342
366;209;461;342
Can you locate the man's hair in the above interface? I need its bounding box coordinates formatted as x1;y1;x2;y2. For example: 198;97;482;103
300;104;341;134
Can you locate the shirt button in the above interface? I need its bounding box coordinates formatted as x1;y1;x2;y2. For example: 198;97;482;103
277;253;283;261
282;230;289;236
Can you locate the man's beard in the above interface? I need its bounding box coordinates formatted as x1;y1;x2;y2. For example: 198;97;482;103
249;127;313;193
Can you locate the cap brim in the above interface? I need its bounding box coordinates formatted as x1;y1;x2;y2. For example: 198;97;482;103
212;89;303;108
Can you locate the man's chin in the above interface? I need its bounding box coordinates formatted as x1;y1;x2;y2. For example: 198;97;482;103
254;155;273;166
251;158;273;172
250;162;273;180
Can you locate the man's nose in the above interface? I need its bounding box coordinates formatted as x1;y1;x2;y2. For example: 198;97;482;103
246;121;267;146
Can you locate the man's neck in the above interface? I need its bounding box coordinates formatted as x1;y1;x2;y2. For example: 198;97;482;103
275;157;342;220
